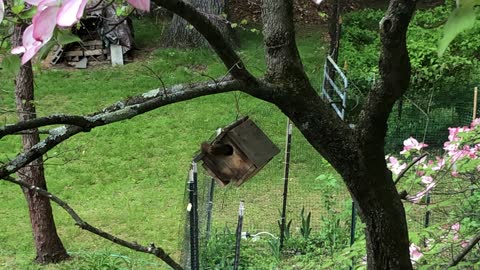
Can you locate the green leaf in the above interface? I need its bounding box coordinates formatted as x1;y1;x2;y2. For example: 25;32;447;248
18;7;37;19
56;30;82;46
438;0;480;56
230;23;238;29
2;54;21;76
11;3;25;14
37;39;56;61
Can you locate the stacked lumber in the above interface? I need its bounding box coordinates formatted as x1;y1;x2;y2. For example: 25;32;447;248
64;40;109;67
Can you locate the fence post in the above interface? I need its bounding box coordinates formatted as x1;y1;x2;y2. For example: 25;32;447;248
205;178;215;241
280;119;293;250
473;87;478;120
189;162;199;270
423;191;431;247
349;201;357;270
233;201;245;270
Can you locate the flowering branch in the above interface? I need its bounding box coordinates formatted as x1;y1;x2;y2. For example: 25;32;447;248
448;233;480;267
394;153;429;185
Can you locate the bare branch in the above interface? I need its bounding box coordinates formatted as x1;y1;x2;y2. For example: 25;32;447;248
1;176;184;270
0;79;246;179
0;115;93;139
153;0;257;83
449;233;480;267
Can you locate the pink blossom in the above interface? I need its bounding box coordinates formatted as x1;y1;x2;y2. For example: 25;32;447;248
25;0;44;5
387;156;406;175
406;182;436;203
11;25;48;64
0;0;4;24
416;170;426;176
32;1;59;42
432;157;445;171
451;171;460;177
471;118;480;128
421;175;433;185
400;137;428;154
128;0;150;11
451;222;460;232
409;243;423;263
461;240;469;248
57;0;88;27
448;127;471;142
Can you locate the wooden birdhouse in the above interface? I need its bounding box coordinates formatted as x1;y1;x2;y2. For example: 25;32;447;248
195;117;280;187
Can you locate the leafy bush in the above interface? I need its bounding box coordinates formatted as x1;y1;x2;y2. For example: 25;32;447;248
340;4;480;150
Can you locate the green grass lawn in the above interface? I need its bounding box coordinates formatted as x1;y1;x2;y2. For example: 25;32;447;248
0;18;347;269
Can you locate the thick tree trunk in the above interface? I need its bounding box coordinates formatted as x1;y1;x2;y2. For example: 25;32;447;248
161;0;236;48
13;25;69;264
261;0;415;269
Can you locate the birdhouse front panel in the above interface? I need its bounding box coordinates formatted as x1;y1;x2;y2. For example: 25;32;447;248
201;136;256;186
198;117;280;187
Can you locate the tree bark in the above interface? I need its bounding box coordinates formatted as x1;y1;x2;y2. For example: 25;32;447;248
261;0;416;269
13;25;69;264
161;0;236;48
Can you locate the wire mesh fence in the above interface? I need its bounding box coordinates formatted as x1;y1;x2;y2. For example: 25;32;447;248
179;83;479;269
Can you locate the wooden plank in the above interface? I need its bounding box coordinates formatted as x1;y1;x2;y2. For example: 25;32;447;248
228;119;280;167
64;49;108;57
83;40;103;46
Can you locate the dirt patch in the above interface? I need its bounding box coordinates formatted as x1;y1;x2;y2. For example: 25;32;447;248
228;0;357;25
228;0;445;25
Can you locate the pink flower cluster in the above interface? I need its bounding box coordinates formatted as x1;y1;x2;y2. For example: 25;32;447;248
6;0;150;64
400;137;428;155
409;243;423;263
387;156;406;175
444;125;480;166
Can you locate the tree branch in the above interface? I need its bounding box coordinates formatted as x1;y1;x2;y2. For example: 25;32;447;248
153;0;257;83
0;79;246;178
357;0;416;150
448;233;480;267
394;153;428;185
0;115;93;139
1;176;183;270
261;0;308;84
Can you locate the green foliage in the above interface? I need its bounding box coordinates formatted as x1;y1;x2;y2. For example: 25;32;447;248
300;207;312;240
341;4;480;150
1;54;20;76
389;124;480;268
201;228;279;270
341;4;480;98
438;0;480;56
55;29;82;46
76;252;132;270
277;215;292;240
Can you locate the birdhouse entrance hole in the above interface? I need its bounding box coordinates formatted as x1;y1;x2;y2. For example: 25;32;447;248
195;117;280;187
